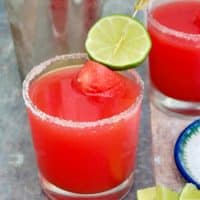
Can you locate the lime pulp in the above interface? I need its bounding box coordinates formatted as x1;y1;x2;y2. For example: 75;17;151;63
179;184;200;200
85;15;151;70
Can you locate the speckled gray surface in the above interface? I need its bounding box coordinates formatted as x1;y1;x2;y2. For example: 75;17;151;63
0;0;154;199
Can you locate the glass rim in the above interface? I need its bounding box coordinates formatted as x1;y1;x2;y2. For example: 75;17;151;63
147;0;200;41
22;53;144;129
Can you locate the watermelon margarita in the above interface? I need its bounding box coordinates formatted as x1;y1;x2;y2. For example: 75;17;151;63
148;0;200;114
22;54;143;200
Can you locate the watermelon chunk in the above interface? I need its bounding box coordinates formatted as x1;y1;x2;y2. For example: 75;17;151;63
73;60;124;97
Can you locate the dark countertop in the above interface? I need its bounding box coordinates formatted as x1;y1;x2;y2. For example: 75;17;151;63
0;0;154;199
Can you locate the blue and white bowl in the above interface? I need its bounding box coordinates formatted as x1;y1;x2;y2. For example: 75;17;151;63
174;119;200;188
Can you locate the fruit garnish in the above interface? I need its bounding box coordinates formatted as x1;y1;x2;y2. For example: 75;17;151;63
137;185;179;200
179;184;200;200
156;185;179;200
137;184;200;200
85;15;151;70
137;187;156;200
74;60;124;97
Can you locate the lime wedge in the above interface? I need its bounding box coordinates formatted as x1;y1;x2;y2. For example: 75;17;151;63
137;187;156;200
156;185;179;200
85;15;151;70
179;183;200;200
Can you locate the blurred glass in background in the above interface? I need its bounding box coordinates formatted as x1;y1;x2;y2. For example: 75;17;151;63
5;0;143;79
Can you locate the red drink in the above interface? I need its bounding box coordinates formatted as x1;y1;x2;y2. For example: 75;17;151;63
23;54;143;199
148;1;200;110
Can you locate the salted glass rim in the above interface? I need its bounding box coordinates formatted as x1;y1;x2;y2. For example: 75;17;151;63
147;0;200;41
22;53;144;129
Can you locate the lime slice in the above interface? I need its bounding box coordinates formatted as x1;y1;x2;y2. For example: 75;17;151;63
156;185;179;200
137;187;156;200
179;183;200;200
85;15;151;70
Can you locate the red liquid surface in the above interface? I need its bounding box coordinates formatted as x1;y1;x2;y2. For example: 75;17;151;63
28;65;141;194
148;1;200;101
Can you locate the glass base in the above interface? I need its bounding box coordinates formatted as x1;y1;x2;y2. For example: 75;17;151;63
39;173;134;200
150;86;200;117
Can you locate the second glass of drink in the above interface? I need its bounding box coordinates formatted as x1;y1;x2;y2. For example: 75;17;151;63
148;0;200;116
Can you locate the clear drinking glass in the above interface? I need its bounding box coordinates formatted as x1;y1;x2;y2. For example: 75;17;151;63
22;53;144;200
147;0;200;116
